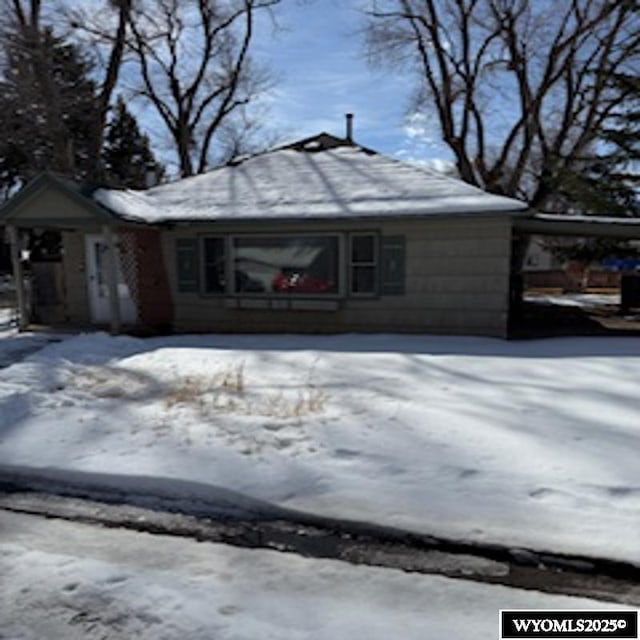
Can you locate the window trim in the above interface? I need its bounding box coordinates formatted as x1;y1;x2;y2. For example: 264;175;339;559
348;232;379;297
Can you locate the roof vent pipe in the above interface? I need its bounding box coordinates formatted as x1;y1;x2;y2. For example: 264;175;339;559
345;113;354;143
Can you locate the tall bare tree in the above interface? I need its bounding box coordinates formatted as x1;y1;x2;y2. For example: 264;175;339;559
126;0;279;177
366;0;640;210
65;0;133;178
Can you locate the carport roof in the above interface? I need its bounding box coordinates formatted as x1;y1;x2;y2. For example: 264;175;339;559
515;213;640;238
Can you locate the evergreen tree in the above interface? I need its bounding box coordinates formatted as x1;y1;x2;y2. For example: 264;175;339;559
548;73;639;264
595;73;639;217
0;27;98;195
556;73;640;218
102;96;164;189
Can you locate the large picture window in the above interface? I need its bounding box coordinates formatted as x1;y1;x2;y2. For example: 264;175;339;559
193;231;403;301
233;235;339;295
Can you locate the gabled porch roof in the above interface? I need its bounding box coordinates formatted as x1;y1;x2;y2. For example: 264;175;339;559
0;173;119;228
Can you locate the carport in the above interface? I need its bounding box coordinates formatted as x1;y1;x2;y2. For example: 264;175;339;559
510;214;640;338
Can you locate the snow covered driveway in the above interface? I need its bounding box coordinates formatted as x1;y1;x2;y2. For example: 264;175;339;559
0;510;623;640
0;329;56;368
0;332;638;563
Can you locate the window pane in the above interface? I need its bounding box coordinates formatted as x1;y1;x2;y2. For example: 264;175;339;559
234;236;338;295
351;235;375;263
204;237;225;293
351;265;376;294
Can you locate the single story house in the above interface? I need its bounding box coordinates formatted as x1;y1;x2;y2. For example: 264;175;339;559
2;130;639;337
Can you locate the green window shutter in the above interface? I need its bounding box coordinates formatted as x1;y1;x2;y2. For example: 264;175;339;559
175;238;200;292
380;235;406;295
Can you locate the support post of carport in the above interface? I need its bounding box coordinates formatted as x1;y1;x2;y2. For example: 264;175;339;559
7;225;28;331
102;225;121;335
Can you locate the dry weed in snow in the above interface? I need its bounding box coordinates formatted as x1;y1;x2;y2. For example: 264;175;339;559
165;375;217;409
65;365;153;400
165;363;327;419
257;386;327;419
219;362;245;394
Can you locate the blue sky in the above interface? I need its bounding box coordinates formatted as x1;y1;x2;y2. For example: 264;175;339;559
252;0;452;164
99;0;453;172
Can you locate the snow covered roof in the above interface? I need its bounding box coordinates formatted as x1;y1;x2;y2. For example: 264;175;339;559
92;135;527;224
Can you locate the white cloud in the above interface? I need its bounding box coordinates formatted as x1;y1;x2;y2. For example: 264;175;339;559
403;111;430;139
392;109;453;168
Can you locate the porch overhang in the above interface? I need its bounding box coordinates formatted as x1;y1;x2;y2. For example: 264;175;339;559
0;174;130;335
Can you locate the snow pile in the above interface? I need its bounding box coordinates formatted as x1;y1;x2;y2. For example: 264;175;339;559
0;332;639;563
0;308;17;329
94;146;527;222
524;293;620;308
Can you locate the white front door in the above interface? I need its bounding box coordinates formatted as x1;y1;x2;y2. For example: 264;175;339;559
85;234;137;325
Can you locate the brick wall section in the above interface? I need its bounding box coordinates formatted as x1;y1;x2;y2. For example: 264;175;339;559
133;228;173;329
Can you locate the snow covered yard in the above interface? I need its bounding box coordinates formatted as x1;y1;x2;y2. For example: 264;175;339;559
0;331;639;563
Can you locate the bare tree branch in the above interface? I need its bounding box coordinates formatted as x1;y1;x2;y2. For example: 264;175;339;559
125;0;278;177
366;0;640;210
